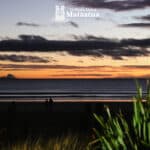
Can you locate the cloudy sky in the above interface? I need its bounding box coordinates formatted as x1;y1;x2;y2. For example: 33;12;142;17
0;0;150;79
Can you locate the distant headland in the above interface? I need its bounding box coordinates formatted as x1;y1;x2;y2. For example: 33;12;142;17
0;74;16;80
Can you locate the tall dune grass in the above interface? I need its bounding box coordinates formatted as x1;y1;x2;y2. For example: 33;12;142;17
88;80;150;150
1;134;87;150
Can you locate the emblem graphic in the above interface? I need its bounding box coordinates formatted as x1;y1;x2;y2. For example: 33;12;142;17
55;5;65;21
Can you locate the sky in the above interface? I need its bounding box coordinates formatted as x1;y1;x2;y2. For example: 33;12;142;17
0;0;150;79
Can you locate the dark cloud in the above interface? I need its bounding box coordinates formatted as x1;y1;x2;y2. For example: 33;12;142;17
68;21;79;28
65;0;150;11
124;65;150;69
16;22;41;27
138;15;150;21
49;57;58;63
0;34;150;60
19;35;47;41
52;21;78;28
120;23;150;28
124;15;150;28
0;64;112;70
77;60;84;63
91;58;96;61
0;54;49;63
0;64;81;70
1;64;150;71
72;34;107;41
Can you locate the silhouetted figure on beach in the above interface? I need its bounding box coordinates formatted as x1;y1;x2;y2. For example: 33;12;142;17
45;97;53;113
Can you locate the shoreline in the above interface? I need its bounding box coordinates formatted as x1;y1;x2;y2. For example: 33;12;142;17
0;98;147;103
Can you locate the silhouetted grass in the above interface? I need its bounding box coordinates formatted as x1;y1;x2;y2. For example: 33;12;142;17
89;80;150;150
0;134;88;150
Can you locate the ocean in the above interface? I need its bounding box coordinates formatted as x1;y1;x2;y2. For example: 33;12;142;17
0;79;147;101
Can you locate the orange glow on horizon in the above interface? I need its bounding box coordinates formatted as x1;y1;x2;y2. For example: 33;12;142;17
0;66;150;79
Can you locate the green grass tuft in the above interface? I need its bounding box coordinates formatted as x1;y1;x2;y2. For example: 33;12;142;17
89;80;150;150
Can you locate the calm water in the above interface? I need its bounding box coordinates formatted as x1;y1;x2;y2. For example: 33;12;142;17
0;79;147;100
